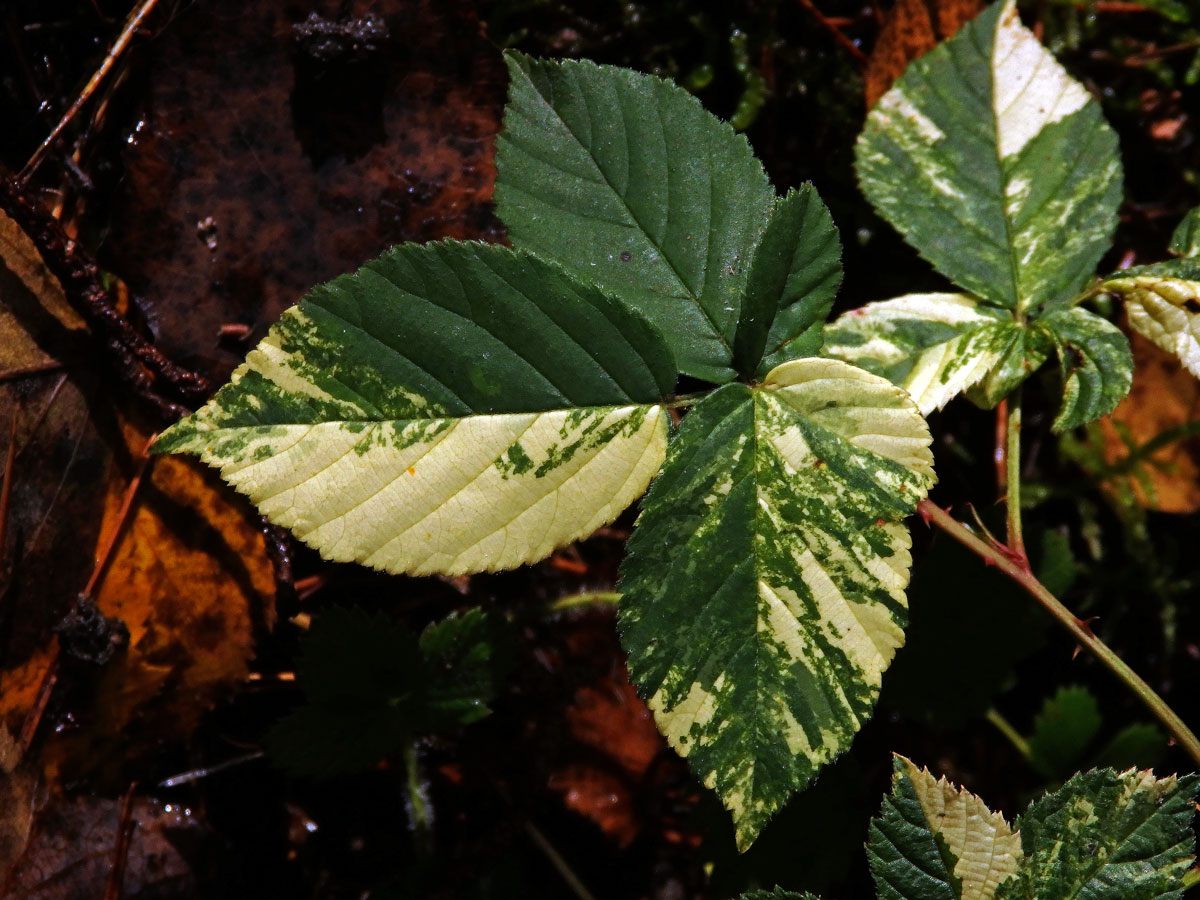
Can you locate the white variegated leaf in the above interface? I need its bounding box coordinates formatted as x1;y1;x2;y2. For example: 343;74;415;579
1102;260;1200;379
857;0;1121;314
620;358;935;850
822;293;1016;414
157;241;676;576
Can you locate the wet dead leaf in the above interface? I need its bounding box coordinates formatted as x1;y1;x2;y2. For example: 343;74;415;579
2;791;199;899
40;423;276;784
864;0;983;109
102;0;506;384
0;209;113;715
1100;329;1200;512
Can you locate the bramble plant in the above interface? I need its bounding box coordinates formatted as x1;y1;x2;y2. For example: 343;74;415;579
156;0;1200;878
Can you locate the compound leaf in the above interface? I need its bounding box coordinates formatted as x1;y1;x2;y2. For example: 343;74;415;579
856;0;1121;313
734;184;843;378
1101;260;1200;379
996;769;1199;900
496;52;774;383
867;755;1022;900
1037;307;1133;431
620;358;934;850
156;241;674;576
821;293;1018;414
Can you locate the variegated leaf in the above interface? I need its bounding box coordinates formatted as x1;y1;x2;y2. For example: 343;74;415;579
156;241;675;576
996;768;1199;900
868;755;1022;900
856;0;1121;313
496;52;774;383
1037;307;1132;431
1101;260;1200;379
619;358;935;850
821;293;1016;414
734;184;843;378
1170;206;1200;257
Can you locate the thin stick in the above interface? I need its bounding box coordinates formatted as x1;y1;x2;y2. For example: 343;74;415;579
18;0;161;184
524;820;598;900
0;361;65;383
82;435;155;599
103;781;138;900
0;409;18;559
795;0;868;65
919;499;1200;767
17;654;58;754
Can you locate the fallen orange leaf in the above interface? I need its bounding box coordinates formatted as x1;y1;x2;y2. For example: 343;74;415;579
1100;330;1200;513
864;0;983;109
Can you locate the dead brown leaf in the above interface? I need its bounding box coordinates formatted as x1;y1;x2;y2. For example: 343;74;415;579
2;791;198;899
864;0;983;108
40;422;276;784
1099;329;1200;512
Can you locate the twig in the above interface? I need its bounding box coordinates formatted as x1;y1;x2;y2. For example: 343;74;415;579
919;499;1200;767
0;408;18;560
0;361;65;383
524;820;598;900
103;781;138;900
795;0;868;65
0;179;210;418
83;435;155;599
18;0;162;184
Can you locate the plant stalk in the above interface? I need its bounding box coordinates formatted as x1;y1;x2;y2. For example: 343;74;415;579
918;499;1200;767
1004;386;1026;561
985;708;1032;761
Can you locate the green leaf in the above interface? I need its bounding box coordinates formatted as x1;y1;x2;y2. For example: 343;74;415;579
996;769;1200;900
1091;723;1166;771
619;358;935;850
1037;307;1133;431
1121;0;1191;23
155;241;674;576
867;756;1022;900
821;293;1019;414
1101;260;1200;379
734;185;843;378
264;607;516;777
420;609;518;726
1027;686;1102;780
495;52;774;383
739;890;822;900
856;0;1121;313
1170;206;1200;257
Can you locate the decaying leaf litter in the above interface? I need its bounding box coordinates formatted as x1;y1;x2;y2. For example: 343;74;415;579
1;0;1200;898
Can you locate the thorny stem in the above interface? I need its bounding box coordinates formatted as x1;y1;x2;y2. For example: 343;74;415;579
1004;386;1026;561
918;499;1200;768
